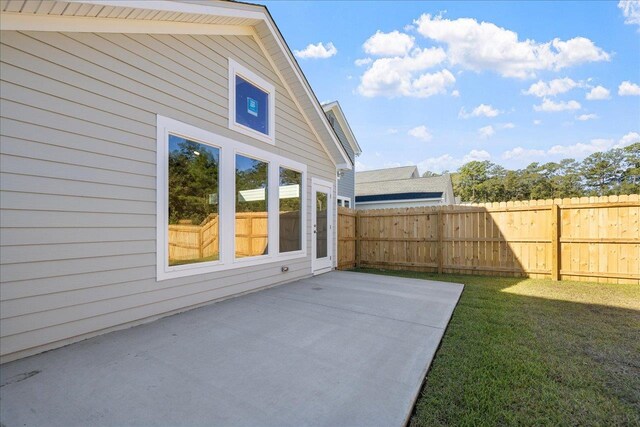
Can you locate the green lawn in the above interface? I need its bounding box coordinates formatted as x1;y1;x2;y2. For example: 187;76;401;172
355;268;640;426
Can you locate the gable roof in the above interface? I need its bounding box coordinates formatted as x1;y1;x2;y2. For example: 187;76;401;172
1;0;351;169
356;174;452;197
321;101;362;158
356;166;419;184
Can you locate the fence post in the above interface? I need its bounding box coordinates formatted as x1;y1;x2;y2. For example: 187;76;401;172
355;210;361;268
551;204;560;281
437;210;444;274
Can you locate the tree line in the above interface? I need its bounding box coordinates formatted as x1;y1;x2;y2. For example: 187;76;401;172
425;143;639;203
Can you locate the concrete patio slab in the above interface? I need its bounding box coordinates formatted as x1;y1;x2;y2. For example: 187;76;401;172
0;271;463;427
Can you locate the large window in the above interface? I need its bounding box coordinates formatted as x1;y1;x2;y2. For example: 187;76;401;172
167;135;220;267
279;167;302;253
235;155;269;259
157;116;306;281
229;59;275;144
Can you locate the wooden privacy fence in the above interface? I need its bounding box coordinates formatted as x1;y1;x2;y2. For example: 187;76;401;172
169;211;302;262
337;194;639;284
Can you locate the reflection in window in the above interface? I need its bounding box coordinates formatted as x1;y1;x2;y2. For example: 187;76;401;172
236;76;269;136
279;168;302;253
167;135;219;266
236;155;268;258
316;191;328;259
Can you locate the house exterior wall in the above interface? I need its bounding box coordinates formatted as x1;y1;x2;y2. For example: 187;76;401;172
326;110;355;203
0;30;336;362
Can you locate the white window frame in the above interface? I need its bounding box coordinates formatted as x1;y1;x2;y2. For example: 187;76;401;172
336;196;351;208
157;115;305;281
277;165;306;255
228;58;276;145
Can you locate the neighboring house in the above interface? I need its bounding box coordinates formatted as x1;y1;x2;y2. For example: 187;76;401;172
322;101;362;208
355;167;455;209
0;0;352;363
357;165;420;183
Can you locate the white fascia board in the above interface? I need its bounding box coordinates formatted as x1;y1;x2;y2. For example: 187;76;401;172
69;0;265;20
322;101;362;156
0;12;253;35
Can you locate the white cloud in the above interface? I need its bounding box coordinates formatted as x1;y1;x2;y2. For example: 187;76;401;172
619;81;640;96
464;149;492;162
585;85;610;100
358;46;453;97
478;125;495;139
548;139;615;157
363;30;415;56
386;128;399;134
533;120;542;125
576;113;598;121
408;125;433;141
459;103;501;118
502;132;638;164
618;0;640;26
294;42;337;59
500;122;515;129
502;147;546;160
523;77;579;97
417;149;491;173
355;58;372;66
533;98;581;112
451;89;460;97
355;160;370;171
616;131;640;147
414;14;610;79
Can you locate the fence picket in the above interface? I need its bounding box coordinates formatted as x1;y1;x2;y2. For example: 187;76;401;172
337;195;639;284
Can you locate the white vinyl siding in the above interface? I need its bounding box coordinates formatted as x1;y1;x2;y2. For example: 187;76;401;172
0;30;336;362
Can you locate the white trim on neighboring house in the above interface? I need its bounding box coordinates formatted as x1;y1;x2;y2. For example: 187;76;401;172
157;115;307;281
355;197;444;206
228;58;276;145
337;196;351;208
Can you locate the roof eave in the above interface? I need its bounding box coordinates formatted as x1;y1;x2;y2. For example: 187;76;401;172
322;101;362;156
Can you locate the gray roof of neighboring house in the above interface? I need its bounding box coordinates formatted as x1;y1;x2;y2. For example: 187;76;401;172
355;166;418;184
356;174;452;197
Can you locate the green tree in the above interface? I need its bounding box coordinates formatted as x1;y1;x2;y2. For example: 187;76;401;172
455;161;505;202
581;150;624;196
168;139;219;224
619;142;640;194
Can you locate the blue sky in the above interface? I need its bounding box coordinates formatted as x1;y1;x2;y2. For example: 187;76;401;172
258;0;640;173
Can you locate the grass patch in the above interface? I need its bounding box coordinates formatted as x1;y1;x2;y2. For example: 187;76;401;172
355;268;640;426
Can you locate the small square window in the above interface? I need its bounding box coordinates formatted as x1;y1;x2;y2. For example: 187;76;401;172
229;59;275;144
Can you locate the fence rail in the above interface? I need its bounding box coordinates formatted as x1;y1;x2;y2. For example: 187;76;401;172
337;194;640;284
